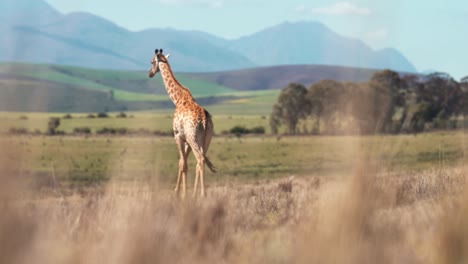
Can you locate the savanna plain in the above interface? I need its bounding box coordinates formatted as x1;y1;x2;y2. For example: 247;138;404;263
1;112;467;264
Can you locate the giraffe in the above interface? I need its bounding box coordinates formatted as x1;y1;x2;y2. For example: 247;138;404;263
149;49;216;197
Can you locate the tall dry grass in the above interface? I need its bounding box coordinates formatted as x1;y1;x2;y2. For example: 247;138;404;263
0;166;466;263
0;129;467;264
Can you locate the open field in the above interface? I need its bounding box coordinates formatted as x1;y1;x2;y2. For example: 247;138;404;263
0;111;272;134
0;110;467;183
1;130;466;184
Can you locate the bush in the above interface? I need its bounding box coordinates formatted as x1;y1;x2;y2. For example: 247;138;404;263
116;112;127;118
229;126;250;135
8;127;28;134
96;127;127;135
250;126;266;134
87;114;96;119
47;117;61;135
63;113;73;119
97;112;109;118
116;128;128;134
228;126;266;135
19;115;28;120
73;127;92;134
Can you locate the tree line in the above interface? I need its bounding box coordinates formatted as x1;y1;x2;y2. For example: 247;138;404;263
270;70;468;135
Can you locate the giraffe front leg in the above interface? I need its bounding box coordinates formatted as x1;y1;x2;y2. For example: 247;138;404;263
181;159;187;198
175;158;186;196
174;168;182;194
199;160;206;197
193;168;199;197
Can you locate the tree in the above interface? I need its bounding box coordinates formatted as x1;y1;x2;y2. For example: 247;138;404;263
370;69;402;90
47;117;60;135
308;80;346;134
402;72;465;131
367;69;404;134
344;70;406;134
461;76;468;84
270;104;282;135
270;83;310;134
413;73;463;127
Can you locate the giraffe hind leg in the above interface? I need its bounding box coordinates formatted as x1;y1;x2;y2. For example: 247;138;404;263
193;155;206;197
193;146;207;197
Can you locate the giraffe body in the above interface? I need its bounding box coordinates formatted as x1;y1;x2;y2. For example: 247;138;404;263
149;49;215;197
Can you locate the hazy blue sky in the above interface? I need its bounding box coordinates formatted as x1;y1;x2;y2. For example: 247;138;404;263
44;0;468;79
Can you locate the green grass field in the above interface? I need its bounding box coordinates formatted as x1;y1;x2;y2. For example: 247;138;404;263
2;113;466;185
0;111;272;134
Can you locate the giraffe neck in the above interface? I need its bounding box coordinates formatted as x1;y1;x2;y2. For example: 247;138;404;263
159;62;195;106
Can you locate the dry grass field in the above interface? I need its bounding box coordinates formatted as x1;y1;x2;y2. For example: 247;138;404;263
1;128;467;263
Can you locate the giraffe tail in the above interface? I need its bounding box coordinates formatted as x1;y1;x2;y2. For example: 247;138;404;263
203;109;216;173
204;156;217;173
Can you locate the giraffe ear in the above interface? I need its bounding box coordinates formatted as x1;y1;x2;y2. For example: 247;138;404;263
165;54;171;59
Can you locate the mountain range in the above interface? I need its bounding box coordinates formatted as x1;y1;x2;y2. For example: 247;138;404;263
0;0;416;73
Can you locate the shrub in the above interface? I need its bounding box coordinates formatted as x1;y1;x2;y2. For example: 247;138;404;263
228;126;266;135
116;128;128;134
19;115;28;120
116;112;127;118
97;112;109;118
8;127;28;134
63;113;73;119
87;114;96;119
96;127;113;134
73;127;92;134
229;126;250;135
96;127;127;135
47;117;61;135
250;126;266;134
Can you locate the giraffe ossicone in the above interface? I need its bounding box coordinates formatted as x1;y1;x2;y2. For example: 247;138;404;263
149;49;216;197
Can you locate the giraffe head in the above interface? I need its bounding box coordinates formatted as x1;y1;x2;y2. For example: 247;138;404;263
149;49;171;78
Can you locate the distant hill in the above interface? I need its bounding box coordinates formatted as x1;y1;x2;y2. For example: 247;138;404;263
0;62;384;112
185;64;378;91
0;63;241;112
0;0;416;73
